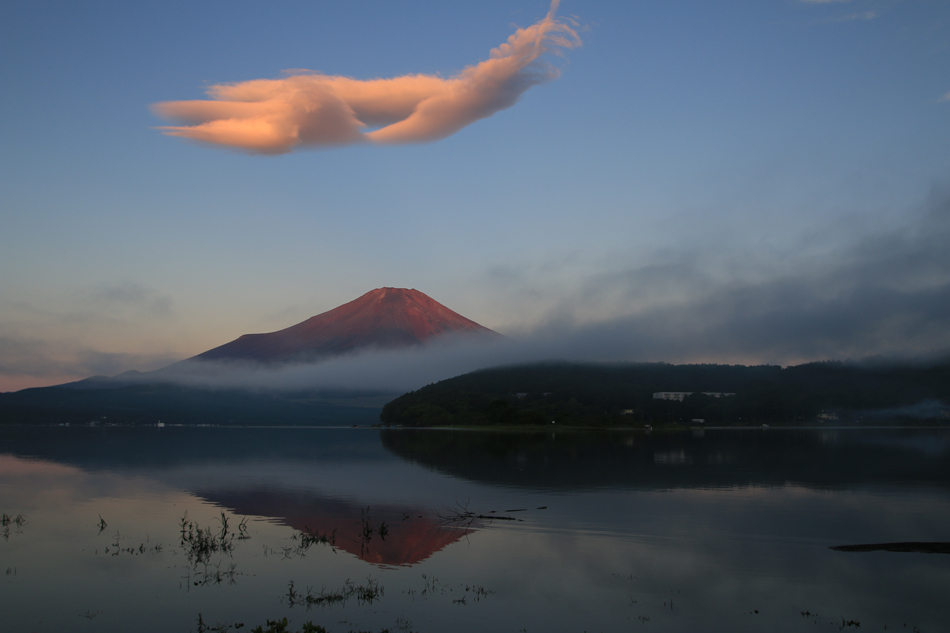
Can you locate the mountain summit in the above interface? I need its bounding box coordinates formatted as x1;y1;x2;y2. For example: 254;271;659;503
193;287;501;364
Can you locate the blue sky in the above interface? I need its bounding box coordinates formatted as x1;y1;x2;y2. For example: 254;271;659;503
2;0;949;391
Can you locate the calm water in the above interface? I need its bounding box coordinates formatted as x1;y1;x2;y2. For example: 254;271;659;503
1;426;949;633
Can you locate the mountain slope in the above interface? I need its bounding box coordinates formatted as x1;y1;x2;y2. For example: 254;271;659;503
193;287;501;364
379;360;950;427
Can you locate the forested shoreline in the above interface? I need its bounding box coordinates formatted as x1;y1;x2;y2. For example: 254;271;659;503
380;360;950;427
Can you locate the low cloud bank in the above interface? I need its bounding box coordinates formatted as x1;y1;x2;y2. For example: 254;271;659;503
148;334;537;394
152;1;579;154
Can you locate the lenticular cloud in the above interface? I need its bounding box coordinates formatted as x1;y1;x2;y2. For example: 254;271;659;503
152;2;580;154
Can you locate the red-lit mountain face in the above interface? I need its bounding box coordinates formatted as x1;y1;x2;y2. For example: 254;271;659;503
193;288;501;364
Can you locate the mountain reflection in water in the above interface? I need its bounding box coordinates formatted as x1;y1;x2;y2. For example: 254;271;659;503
202;488;469;567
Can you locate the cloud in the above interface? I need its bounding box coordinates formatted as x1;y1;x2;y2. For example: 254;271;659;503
800;0;880;23
0;281;180;391
940;91;950;103
508;184;950;366
88;281;174;319
152;1;580;154
0;336;179;383
829;11;878;22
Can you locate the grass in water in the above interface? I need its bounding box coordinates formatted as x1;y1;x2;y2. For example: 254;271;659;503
1;513;27;527
180;512;249;565
196;614;413;633
292;527;336;551
286;577;384;609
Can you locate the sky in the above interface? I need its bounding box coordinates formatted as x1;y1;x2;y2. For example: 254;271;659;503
2;0;950;392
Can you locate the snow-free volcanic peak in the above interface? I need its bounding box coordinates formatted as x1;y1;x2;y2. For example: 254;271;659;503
193;288;501;364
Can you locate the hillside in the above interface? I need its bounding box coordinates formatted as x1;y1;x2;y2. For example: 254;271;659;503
0;382;388;426
379;360;950;427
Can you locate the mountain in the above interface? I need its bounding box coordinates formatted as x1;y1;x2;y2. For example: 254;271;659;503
192;287;501;364
0;288;502;425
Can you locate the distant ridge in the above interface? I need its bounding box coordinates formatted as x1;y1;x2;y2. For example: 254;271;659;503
192;287;501;364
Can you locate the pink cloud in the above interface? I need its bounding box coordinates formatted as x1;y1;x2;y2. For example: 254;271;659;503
152;1;580;154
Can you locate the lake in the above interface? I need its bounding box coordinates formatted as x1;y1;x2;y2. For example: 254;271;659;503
1;426;948;632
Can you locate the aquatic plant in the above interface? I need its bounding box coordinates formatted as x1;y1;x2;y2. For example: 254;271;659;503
99;530;163;558
407;575;493;604
179;512;249;565
1;513;26;527
217;512;250;541
359;508;390;543
434;502;522;527
262;527;338;561
286;577;383;609
1;513;27;540
356;508;395;559
361;509;373;544
238;516;250;539
292;527;336;551
463;584;494;603
419;573;440;598
196;612;249;632
186;561;239;587
393;617;415;633
251;619;320;633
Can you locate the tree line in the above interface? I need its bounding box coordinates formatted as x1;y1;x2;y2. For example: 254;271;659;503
380;360;950;427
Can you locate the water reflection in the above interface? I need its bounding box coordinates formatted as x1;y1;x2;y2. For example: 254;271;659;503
380;427;950;490
1;426;949;633
204;488;469;567
0;427;473;568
